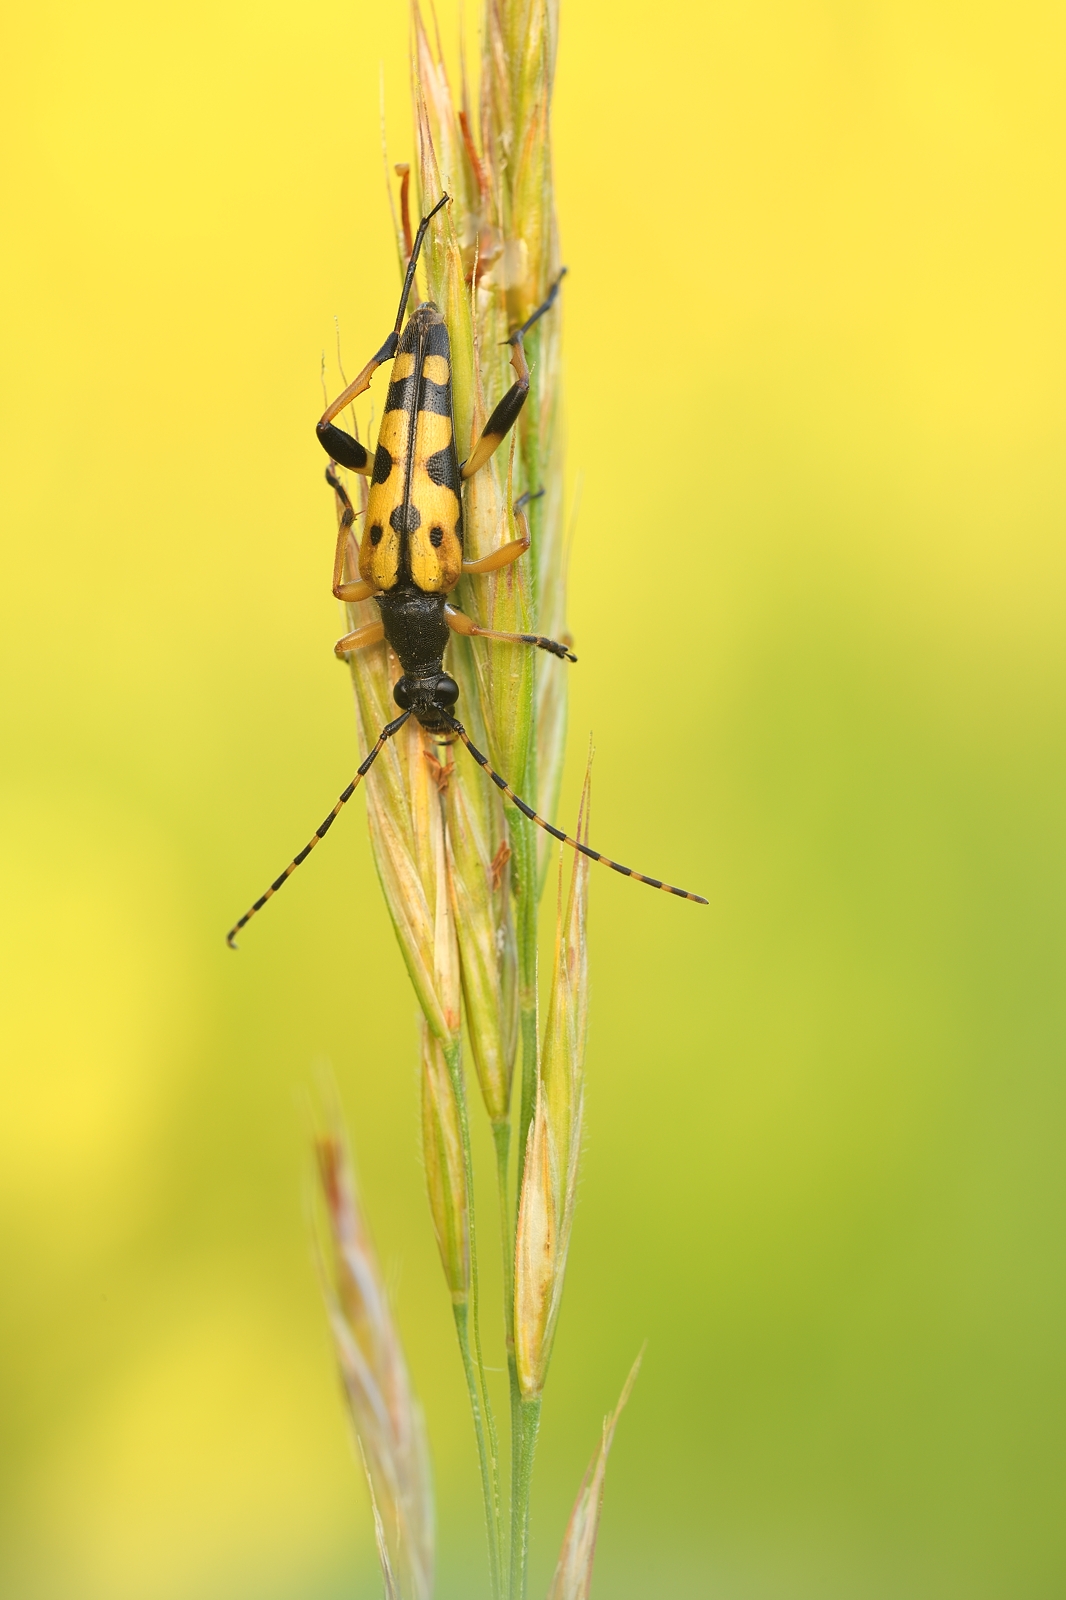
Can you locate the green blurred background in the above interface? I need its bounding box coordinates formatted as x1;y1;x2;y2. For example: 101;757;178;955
2;2;1065;1595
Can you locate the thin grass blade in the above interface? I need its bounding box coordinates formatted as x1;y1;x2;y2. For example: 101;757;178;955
546;1353;643;1600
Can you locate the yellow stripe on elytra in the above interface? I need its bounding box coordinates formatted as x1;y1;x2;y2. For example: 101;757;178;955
361;407;410;589
410;408;462;591
422;353;449;384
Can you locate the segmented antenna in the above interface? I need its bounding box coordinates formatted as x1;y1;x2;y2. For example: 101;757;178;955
448;718;707;904
393;192;450;334
226;710;412;948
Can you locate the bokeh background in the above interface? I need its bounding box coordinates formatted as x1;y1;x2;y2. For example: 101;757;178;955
3;2;1065;1596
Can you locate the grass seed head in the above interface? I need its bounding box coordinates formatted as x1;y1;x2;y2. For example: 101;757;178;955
314;1116;434;1600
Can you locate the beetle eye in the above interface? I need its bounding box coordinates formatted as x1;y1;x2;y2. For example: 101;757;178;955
393;678;413;709
436;674;459;707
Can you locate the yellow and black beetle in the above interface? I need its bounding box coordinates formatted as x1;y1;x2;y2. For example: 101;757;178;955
227;196;705;946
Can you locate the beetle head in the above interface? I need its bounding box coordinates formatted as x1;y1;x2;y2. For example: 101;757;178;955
393;671;459;731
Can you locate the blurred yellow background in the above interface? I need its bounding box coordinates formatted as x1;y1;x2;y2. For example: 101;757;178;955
2;2;1065;1596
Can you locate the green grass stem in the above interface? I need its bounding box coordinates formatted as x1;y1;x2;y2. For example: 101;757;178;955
445;1043;502;1600
509;1396;542;1600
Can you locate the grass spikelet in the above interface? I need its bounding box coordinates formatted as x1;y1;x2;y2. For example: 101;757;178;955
420;1018;470;1302
412;14;476;452
443;736;518;1130
546;1354;643;1600
313;1118;434;1600
508;759;590;1594
514;758;591;1403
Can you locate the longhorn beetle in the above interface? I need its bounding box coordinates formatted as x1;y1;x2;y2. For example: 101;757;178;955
227;195;705;947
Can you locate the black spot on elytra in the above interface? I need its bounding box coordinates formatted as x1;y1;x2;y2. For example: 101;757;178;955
369;523;383;545
390;503;421;534
371;444;392;485
425;446;457;489
429;526;444;547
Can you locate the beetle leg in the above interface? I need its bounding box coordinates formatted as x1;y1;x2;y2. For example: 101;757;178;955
460;271;566;481
462;536;529;576
461;487;543;574
325;468;379;602
445;604;575;661
335;620;385;657
460;337;529;481
335;578;379;602
317;350;387;473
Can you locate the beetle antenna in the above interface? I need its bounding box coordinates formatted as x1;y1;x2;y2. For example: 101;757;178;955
448;718;708;904
394;192;450;334
226;710;413;948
